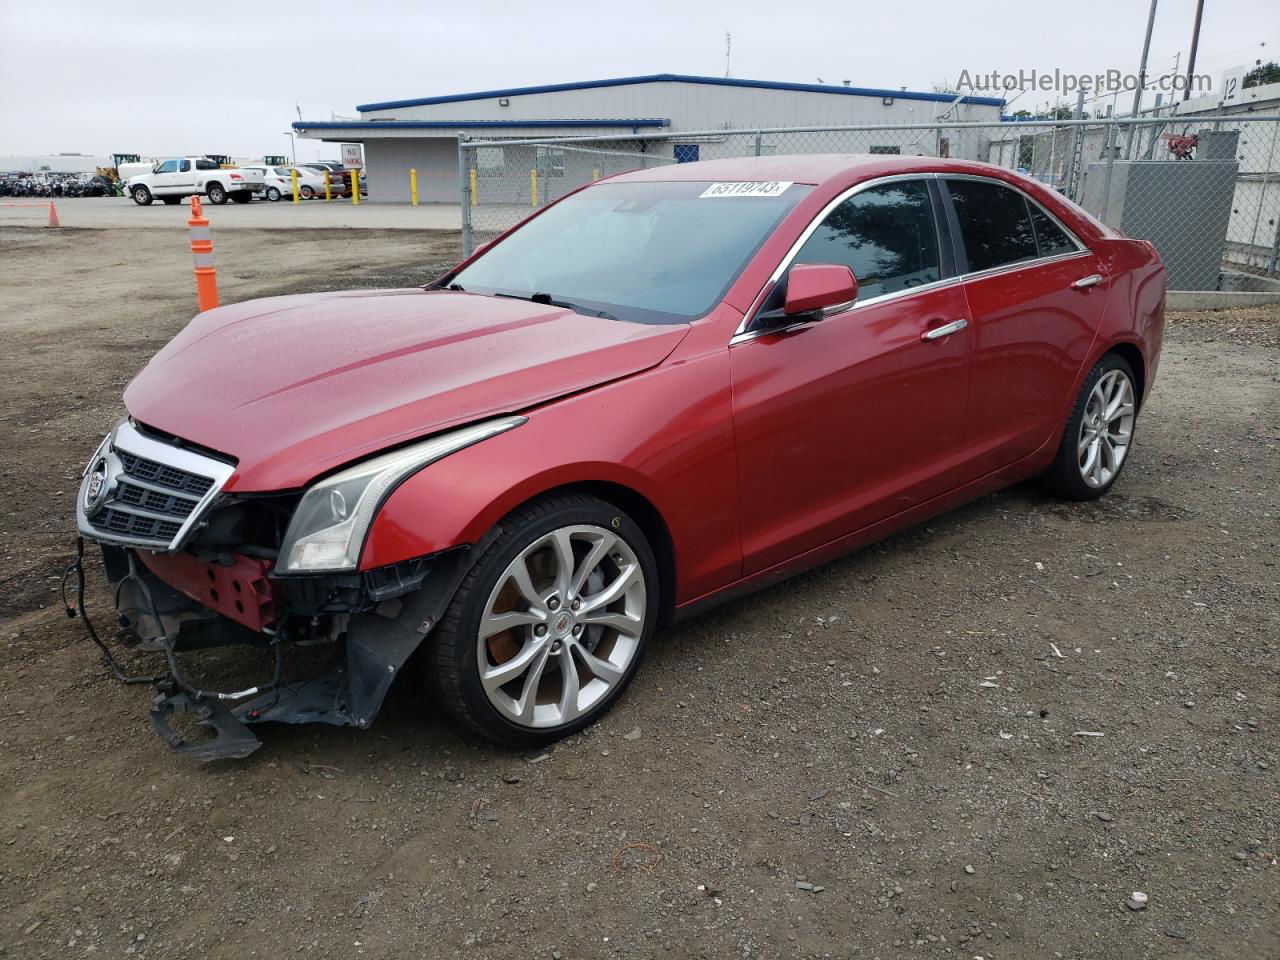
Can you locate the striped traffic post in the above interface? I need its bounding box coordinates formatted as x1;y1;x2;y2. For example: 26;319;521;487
188;196;219;312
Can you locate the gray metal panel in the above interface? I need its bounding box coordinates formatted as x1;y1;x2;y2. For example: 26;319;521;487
363;139;458;203
1083;158;1238;290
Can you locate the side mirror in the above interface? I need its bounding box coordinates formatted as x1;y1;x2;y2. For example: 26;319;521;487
783;263;858;316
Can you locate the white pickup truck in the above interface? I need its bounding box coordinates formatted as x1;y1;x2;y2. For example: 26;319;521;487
127;158;264;206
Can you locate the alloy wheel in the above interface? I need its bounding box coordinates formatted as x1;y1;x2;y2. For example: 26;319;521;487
1077;369;1135;488
476;524;647;729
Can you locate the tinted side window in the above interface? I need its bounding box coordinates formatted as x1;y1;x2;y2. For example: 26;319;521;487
791;180;940;301
195;158;218;170
179;159;191;172
946;179;1038;273
1028;203;1078;257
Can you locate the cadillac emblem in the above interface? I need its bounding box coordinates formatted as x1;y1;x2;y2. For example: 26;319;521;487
83;459;109;514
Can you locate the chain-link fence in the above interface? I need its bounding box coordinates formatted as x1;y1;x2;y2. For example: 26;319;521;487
458;115;1280;292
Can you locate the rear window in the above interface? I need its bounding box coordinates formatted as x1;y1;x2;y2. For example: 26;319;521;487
945;178;1039;273
1028;203;1079;257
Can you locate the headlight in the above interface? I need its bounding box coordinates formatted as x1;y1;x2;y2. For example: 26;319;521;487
277;416;525;574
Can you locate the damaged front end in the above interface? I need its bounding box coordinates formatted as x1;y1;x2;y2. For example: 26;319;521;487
67;419;481;762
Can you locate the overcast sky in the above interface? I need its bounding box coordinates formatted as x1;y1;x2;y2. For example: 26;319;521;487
1;0;1274;160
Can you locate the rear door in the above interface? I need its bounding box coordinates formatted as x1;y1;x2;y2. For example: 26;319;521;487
942;176;1108;472
731;177;975;575
170;158;196;195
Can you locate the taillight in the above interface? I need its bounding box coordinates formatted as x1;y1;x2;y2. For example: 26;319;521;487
230;173;242;181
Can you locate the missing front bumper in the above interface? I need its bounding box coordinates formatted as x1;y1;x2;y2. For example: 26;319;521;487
66;538;481;762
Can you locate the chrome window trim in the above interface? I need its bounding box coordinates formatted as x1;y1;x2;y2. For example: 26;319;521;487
730;170;1094;345
75;420;237;552
942;172;1088;255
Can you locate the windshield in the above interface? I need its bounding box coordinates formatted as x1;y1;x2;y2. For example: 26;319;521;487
449;180;811;325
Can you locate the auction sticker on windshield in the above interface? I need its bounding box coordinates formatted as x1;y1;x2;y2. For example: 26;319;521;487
699;181;793;198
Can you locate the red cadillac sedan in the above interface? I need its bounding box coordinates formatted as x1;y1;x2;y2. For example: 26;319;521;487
72;154;1165;760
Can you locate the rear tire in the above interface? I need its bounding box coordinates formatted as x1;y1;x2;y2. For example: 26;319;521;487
1041;353;1138;501
266;187;281;202
206;182;227;205
426;493;658;748
131;185;152;206
300;185;315;199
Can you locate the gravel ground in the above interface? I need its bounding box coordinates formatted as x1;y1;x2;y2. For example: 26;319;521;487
1;226;1277;960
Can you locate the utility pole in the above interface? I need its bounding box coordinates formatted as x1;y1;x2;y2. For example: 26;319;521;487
1127;0;1159;157
1183;0;1205;101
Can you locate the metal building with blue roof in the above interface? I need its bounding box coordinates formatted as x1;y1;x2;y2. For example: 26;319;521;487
294;73;1005;202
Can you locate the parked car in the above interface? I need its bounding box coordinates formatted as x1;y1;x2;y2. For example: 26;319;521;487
71;155;1164;760
126;158;263;205
240;165;329;201
301;161;355;196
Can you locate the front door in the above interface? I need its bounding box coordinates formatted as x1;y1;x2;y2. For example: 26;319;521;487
731;177;974;576
150;159;182;195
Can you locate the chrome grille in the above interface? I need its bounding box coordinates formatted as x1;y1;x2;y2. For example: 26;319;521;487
95;507;183;542
77;421;236;551
116;451;215;496
115;480;199;518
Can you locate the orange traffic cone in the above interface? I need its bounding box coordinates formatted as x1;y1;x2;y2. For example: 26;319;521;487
47;201;60;228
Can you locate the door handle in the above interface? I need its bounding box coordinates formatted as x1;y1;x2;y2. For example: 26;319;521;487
1072;273;1104;289
921;318;968;341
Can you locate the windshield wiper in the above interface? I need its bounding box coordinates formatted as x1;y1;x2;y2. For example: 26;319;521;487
495;292;617;322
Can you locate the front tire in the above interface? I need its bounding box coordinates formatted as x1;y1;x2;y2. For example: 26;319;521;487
427;493;659;747
300;185;315;199
131;185;152;205
1041;353;1138;500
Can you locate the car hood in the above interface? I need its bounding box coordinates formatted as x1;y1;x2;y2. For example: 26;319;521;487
124;289;689;491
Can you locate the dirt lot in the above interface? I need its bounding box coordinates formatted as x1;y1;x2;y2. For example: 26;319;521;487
1;226;1277;960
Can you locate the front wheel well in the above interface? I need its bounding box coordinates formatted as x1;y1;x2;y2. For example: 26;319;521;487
531;481;677;625
1104;342;1146;410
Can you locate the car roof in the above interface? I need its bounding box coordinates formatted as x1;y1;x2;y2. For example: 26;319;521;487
610;153;1014;187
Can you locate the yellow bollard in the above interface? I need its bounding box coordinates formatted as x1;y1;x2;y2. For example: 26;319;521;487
410;167;418;206
291;168;299;204
592;168;600;182
351;169;359;205
530;168;538;207
469;168;477;207
324;170;331;202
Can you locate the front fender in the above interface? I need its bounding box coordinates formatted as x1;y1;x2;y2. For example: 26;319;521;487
359;345;741;604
